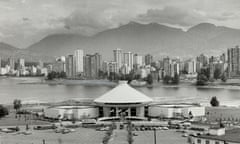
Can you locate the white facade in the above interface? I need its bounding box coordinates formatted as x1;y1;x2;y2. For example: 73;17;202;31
19;58;25;68
113;48;122;72
209;128;225;136
134;54;143;68
148;104;205;118
73;107;98;119
44;107;66;119
0;67;8;75
74;49;84;73
186;59;197;74
123;52;134;72
206;106;240;122
44;106;98;120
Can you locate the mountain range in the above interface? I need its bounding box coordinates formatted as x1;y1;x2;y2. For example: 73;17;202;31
1;22;240;62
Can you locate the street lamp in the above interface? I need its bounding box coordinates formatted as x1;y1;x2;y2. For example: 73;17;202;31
154;129;157;144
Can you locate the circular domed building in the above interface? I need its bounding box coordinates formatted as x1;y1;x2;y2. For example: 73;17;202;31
94;81;153;119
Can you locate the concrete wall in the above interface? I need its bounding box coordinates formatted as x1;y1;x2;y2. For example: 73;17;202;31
182;107;205;117
148;105;205;118
64;109;73;119
73;107;99;119
45;107;98;120
148;107;172;118
206;106;240;122
44;108;65;119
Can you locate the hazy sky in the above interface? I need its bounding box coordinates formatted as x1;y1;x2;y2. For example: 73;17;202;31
0;0;240;48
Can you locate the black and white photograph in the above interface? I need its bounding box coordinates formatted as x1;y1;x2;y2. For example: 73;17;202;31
0;0;240;143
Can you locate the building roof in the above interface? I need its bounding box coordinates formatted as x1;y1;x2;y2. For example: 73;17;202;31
94;82;153;104
195;128;240;143
149;103;201;108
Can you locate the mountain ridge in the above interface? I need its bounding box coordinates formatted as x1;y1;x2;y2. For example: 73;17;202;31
1;22;240;61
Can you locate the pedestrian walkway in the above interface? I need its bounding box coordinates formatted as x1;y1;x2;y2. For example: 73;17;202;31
108;129;128;144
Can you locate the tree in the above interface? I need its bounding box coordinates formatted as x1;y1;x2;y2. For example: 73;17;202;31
108;72;119;81
47;71;66;80
13;99;22;112
210;96;220;107
47;71;55;80
0;105;9;118
201;67;210;80
172;73;180;84
163;75;172;84
214;68;222;79
146;74;153;85
188;111;193;119
59;71;66;78
221;72;227;82
134;74;141;80
196;73;208;86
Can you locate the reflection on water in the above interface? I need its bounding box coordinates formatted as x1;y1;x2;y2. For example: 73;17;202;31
0;77;240;106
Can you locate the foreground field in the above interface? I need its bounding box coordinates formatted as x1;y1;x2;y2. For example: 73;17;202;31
0;110;50;126
0;127;190;144
1;127;105;144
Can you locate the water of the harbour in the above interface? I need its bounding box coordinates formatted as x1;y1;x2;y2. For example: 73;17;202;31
0;77;240;106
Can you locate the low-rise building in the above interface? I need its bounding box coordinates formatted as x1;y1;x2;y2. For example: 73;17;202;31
148;103;205;119
206;106;240;122
190;128;240;144
44;106;98;120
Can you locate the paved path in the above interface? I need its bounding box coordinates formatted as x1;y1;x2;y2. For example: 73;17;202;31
109;129;128;144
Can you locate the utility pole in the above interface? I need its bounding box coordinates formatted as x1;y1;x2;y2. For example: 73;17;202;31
154;129;157;144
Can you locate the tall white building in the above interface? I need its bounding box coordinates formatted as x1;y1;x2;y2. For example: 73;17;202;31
74;49;84;74
123;52;134;73
186;59;196;74
113;48;122;72
19;58;25;68
133;54;143;69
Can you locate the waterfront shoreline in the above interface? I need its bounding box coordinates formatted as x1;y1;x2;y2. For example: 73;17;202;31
17;78;240;90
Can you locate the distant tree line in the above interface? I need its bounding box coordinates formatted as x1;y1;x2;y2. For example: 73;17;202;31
107;72;153;85
196;67;227;85
0;105;9;118
47;71;66;80
163;73;180;84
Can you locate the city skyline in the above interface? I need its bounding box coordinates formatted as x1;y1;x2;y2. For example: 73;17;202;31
1;1;240;144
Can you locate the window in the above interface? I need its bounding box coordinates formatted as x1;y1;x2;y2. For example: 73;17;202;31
215;141;219;144
205;140;210;144
99;107;103;117
144;106;148;117
130;108;136;116
197;139;201;144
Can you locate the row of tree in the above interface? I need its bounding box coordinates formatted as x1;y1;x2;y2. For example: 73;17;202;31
47;71;67;80
162;73;180;84
0;105;8;118
0;99;22;119
196;68;227;85
108;72;154;85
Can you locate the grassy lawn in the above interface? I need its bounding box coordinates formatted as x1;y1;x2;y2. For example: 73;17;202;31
1;127;105;144
0;109;50;126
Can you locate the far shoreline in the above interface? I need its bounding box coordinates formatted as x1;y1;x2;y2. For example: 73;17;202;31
16;78;240;90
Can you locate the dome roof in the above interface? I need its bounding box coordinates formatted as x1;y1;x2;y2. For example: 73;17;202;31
94;82;153;104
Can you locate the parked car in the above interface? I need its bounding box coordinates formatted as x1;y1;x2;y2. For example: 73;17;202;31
1;128;15;133
162;127;169;130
